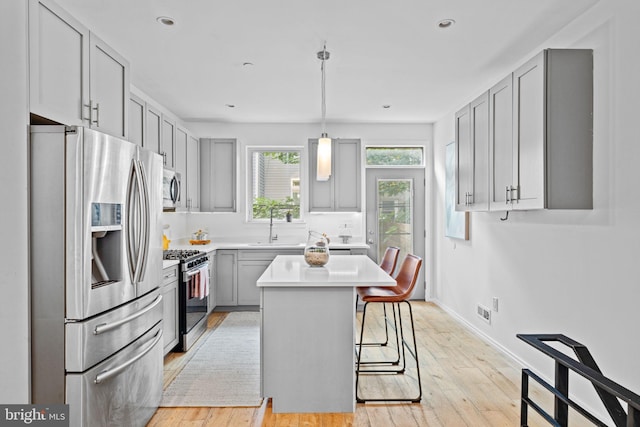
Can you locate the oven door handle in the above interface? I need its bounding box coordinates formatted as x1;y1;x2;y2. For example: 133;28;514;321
93;294;163;335
183;262;209;282
94;328;163;384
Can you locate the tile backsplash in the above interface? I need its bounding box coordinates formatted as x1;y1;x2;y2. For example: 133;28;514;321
162;211;364;245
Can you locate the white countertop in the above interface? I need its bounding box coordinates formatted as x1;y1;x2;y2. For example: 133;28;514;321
257;255;395;287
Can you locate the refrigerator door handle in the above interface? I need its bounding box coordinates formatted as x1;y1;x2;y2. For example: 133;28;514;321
94;328;163;384
132;160;146;284
125;159;138;284
136;160;151;282
93;294;163;335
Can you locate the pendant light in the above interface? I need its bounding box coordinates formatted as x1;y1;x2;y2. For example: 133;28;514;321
316;44;331;181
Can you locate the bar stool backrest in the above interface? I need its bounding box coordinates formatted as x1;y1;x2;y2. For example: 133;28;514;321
379;246;400;275
393;254;423;300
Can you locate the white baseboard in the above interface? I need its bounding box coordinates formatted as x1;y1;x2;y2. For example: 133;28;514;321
432;299;531;369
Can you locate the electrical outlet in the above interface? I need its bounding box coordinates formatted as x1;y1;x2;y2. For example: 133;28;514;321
492;297;499;312
477;304;491;324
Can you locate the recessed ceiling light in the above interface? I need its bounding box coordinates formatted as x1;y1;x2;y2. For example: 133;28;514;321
382;105;391;109
437;19;455;29
226;104;235;108
156;16;175;26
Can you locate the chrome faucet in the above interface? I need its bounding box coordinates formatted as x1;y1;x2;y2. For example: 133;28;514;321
269;205;295;243
269;207;278;243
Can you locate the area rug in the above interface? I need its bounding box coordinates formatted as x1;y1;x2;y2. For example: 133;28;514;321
160;311;262;407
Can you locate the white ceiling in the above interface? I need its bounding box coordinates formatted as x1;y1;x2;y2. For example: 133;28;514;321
55;0;598;124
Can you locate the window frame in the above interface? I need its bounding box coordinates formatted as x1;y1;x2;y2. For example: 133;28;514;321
246;146;305;223
364;145;426;168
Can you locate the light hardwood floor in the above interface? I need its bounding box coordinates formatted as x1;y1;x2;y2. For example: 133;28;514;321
147;302;583;427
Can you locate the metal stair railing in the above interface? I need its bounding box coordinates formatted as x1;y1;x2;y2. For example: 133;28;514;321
517;334;640;427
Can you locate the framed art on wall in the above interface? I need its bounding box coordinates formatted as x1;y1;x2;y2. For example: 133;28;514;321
445;141;469;240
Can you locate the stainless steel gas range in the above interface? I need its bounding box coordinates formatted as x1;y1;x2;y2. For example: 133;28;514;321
163;249;210;351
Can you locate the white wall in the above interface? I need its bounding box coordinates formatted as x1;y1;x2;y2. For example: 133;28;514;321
433;0;640;419
0;1;30;403
168;122;432;249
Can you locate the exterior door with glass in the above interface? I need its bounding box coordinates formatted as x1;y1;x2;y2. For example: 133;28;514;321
365;168;425;300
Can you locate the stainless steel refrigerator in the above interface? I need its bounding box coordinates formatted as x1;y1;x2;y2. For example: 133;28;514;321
30;126;164;427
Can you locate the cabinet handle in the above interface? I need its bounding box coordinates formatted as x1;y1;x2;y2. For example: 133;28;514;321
93;102;100;126
83;103;92;122
162;152;167;165
505;186;510;204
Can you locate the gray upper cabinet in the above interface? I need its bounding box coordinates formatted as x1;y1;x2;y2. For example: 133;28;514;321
510;49;593;210
174;127;188;209
309;139;361;212
29;0;129;139
455;105;471;210
29;0;89;128
161;115;176;169
186;134;200;211
488;74;514;210
128;93;145;147
456;92;490;212
200;138;236;212
483;49;593;211
88;33;129;138
146;104;162;154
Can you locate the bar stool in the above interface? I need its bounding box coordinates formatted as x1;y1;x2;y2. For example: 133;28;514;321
356;247;400;349
355;253;423;403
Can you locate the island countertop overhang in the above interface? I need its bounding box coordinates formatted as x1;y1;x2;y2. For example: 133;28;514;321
256;255;395;288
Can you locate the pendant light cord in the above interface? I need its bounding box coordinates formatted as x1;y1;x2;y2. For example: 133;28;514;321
320;43;328;136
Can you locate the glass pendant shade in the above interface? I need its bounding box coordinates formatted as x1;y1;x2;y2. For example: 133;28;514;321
317;134;332;181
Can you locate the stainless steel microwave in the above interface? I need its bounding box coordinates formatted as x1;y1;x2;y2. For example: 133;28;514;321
162;169;181;211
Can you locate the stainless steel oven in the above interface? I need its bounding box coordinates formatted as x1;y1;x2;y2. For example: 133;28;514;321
163;250;209;351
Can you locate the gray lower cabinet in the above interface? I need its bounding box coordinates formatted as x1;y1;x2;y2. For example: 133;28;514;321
161;265;179;355
237;250;304;306
216;249;304;307
237;260;271;306
206;251;216;313
215;250;237;306
309;139;361;212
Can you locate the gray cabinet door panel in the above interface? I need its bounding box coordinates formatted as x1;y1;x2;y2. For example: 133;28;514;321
89;33;129;138
470;92;490;211
489;74;513;211
308;140;334;211
237;260;270;306
455;105;471;210
201;139;236;212
146;104;162;155
161;117;175;169
308;139;361;212
129;94;145;147
215;250;237;306
29;0;89;126
335;140;361;211
513;52;545;209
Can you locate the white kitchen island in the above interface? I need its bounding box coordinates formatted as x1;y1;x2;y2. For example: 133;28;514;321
257;255;395;413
